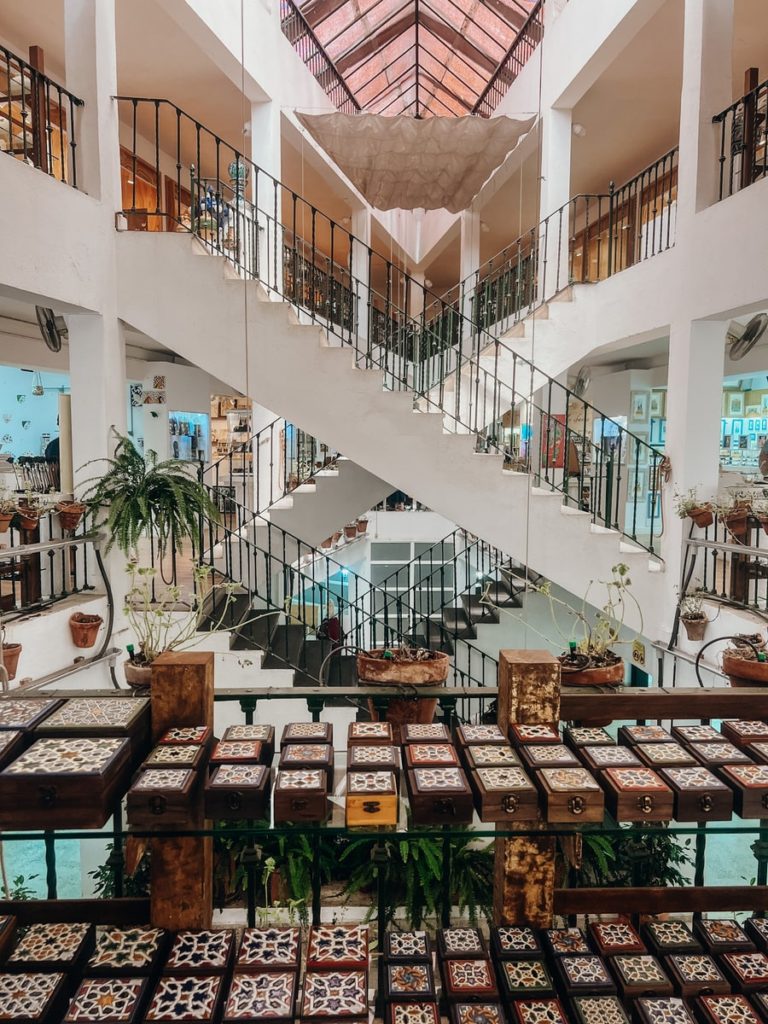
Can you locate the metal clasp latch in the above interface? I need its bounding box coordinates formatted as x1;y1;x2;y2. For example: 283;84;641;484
227;791;243;812
291;798;309;812
637;794;655;815
434;798;456;816
502;794;519;814
568;795;587;816
362;801;381;814
149;795;167;816
38;785;57;807
699;794;713;813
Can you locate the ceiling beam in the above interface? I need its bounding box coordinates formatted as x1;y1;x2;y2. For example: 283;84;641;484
481;0;528;31
418;68;473;112
418;11;497;73
300;0;350;29
335;11;416;74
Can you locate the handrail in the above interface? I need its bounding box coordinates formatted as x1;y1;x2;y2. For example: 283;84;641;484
472;0;545;117
712;74;768;201
18;647;121;692
0;531;103;560
279;0;360;115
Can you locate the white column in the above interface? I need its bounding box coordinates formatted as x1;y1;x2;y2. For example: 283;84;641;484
538;107;572;298
250;100;283;291
351;205;372;348
459;210;480;346
676;0;734;221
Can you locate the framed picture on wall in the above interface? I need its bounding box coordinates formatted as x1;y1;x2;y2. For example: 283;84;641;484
647;492;662;519
649;390;666;417
729;392;745;416
627;468;646;499
630;391;649;423
762;394;768;411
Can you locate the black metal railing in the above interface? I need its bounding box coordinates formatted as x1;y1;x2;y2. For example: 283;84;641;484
680;509;768;616
713;76;768;201
279;0;360;114
0;44;83;188
472;0;544;117
115;97;664;555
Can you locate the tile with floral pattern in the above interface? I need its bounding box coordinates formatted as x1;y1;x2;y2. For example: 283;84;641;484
87;927;165;974
144;975;223;1021
236;928;300;971
222;971;297;1021
63;977;147;1022
300;969;367;1019
0;972;65;1021
386;962;435;999
306;925;368;969
164;930;235;974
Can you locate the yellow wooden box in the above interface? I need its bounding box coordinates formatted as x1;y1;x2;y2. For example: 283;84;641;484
345;770;399;827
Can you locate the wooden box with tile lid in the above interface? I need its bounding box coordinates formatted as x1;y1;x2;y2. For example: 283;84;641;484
406;766;474;824
126;766;199;827
608;954;674;999
0;971;70;1023
535;766;605;823
204;763;272;820
454;723;507;750
641;921;701;957
519;743;581;771
720;763;768;817
563;726;615;751
601;766;674;822
34;696;150;758
721;720;768;749
347;721;394;746
273;768;328;823
210;739;265;767
686;740;752;768
279;721;333;749
634;743;698;769
719;951;768;994
222;724;275;762
509;723;561;745
400;723;451;744
468;765;539;823
403;742;461;770
578;744;642;773
670;724;722;745
0;697;62;733
696;994;763;1024
345;770;398;826
657;766;734;821
278;743;334;787
618;725;674;746
464;743;521;772
347;743;401;787
663;953;731;997
552;954;617;997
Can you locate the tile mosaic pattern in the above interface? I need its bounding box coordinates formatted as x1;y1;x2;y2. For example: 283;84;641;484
539;768;601;792
460;725;505;743
401;724;450;741
159;726;209;745
144;745;200;767
496;927;539;954
387;963;433;996
567;728;614;745
412;767;466;791
307;925;368;968
748;742;768;761
613;955;669;985
223;725;272;741
441;929;484;956
723;952;768;983
747;917;768;944
165;930;234;972
511;725;561;742
572;996;629;1024
87;927;164;972
349;722;391;740
690;742;750;764
5;737;124;775
514;998;568;1024
386;932;430;960
674;725;721;742
645;921;698;950
663;767;727;789
669;954;723;983
145;975;222;1020
724;720;768;738
43;698;147;728
591;922;645;953
210;764;268;787
523;745;578;766
211;741;262;762
584;746;640;767
560;955;612;985
407;744;458;765
725;765;768;787
545;929;591;955
9;922;90;963
0;697;56;727
698;995;761;1024
453;1005;505;1024
223;971;296;1020
390;1004;440;1024
698;920;751;947
282;745;329;764
347;771;395;793
476;767;534;791
605;767;668;790
133;768;191;791
635;998;695;1024
276;769;325;789
623;726;672;743
301;969;367;1018
349;746;397;767
445;959;495;994
501;959;552;993
282;723;330;741
237;928;300;970
637;743;694;764
64;977;145;1021
0;972;63;1019
468;745;520;766
0;730;21;754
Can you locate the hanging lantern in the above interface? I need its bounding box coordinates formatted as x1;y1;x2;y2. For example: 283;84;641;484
32;372;44;397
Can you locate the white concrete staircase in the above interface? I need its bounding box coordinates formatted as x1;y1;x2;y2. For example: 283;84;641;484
116;232;665;635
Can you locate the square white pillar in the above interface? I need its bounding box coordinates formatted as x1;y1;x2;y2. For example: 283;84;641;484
539;107;572;298
351;206;372;348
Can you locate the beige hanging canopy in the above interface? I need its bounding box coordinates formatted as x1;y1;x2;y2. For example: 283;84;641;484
296;111;535;213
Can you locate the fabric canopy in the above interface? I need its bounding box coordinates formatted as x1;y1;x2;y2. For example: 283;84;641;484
296;111;536;213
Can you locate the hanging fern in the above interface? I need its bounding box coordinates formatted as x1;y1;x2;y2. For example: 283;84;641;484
80;430;219;555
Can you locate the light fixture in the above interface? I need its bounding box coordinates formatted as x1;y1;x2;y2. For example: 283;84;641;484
572;122;587;137
480;221;490;233
32;372;44;396
424;278;433;288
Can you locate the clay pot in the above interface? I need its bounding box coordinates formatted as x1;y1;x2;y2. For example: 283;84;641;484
17;511;41;533
320;537;333;550
124;660;152;689
721;508;749;538
689;506;714;529
681;616;707;642
1;643;22;681
344;523;357;540
356;518;369;534
558;656;625;687
0;513;12;534
358;649;450;729
332;531;342;544
758;515;768;537
722;651;768;688
69;612;103;649
57;503;85;532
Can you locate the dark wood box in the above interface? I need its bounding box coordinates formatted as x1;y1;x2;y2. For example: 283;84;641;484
554;954;617;996
222;970;297;1023
570;995;630;1024
746;743;768;765
658;766;734;822
694;919;755;955
448;1004;504;1024
345;771;398;826
158;725;212;747
0;730;26;771
164;930;236;974
642;921;701;957
274;769;328;823
126;766;199;827
536;767;605;824
619;725;674;745
519;744;581;771
464;744;521;771
347;744;401;786
406;767;474;825
635;743;697;769
509;724;561;745
35;697;150;757
347;721;394;746
696;994;763;1024
210;740;264;766
393;1002;441;1024
663;954;730;997
491;927;542;961
6;921;94;974
64;977;148;1023
0;736;132;829
385;961;436;1001
721;764;768;818
0;696;62;732
0;971;70;1023
579;745;641;772
542;928;592;957
721;952;768;993
204;764;271;821
222;725;275;762
401;724;451;744
300;967;367;1020
752;992;768;1023
498;958;556;1000
280;722;333;748
383;931;431;963
437;928;486;960
745;918;768;953
440;957;499;1001
144;974;225;1022
671;725;722;745
86;926;167;976
404;743;461;770
589;922;646;956
721;721;768;749
235;927;301;973
0;914;16;963
144;744;205;770
609;954;673;998
306;925;368;971
278;744;334;787
634;996;696;1024
455;724;507;748
469;766;539;823
511;998;569;1024
601;767;674;822
564;726;615;750
688;742;752;767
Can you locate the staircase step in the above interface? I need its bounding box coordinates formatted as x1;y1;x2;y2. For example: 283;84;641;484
262;623;305;668
442;607;476;640
200;591;251;632
460;593;500;624
480;580;523;608
229;609;280;651
406;620;455;656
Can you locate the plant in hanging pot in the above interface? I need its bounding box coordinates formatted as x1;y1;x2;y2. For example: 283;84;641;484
678;590;708;643
356;643;451;727
69;611;104;649
332;530;342;545
356;516;369;535
715;494;751;539
721;633;768;688
752;498;768;535
343;522;358;541
15;490;52;533
56;501;86;533
673;487;714;529
0;627;22;682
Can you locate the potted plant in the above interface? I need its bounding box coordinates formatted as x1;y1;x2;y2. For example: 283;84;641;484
678;591;708;642
0;493;15;534
343;522;358;541
356;516;369;535
752;498;768;535
721;634;768;687
16;490;51;533
69;611;104;649
356;644;450;727
716;495;750;539
0;628;22;682
673;488;713;529
56;500;86;532
80;430;219;556
332;530;342;545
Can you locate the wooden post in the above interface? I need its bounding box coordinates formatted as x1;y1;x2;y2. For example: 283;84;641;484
741;67;759;191
494;650;560;927
149;652;214;929
28;46;48;174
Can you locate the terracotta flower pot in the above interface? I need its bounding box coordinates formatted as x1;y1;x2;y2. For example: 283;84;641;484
357;649;450;730
17;512;41;533
69;612;103;649
721;508;749;538
558;656;625;687
681;616;707;642
1;643;22;681
689;506;714;529
332;531;342;544
57;503;85;532
344;524;357;540
124;660;153;689
722;651;768;688
0;513;12;534
356;518;369;534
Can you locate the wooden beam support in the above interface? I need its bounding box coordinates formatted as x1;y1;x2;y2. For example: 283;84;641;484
555;885;768;916
149;652;214;930
560;685;768;721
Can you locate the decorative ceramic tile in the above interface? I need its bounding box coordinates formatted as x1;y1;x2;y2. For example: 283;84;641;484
349;722;392;741
211;741;262;762
0;972;63;1019
390;1004;440;1024
560;955;612;985
501;959;553;993
402;724;450;741
386;932;430;961
64;977;146;1021
753;994;768;1021
407;744;458;765
0;730;21;753
453;1004;505;1024
723;952;768;984
42;698;147;728
514;999;568;1024
606;767;669;790
698;920;752;947
0;698;58;729
133;768;191;791
223;971;296;1020
468;746;521;766
412;767;466;790
698;995;761;1024
165;930;234;972
545;929;591;955
591;922;645;953
237;928;300;970
211;764;268;787
282;723;329;741
144;745;200;767
445;959;496;995
130;384;144;407
747;918;768;945
441;929;485;956
572;996;629;1024
511;725;561;742
276;769;325;789
281;745;329;764
539;768;601;792
153;375;166;390
663;767;728;789
387;963;433;997
613;955;669;985
301;969;367;1018
645;922;698;950
748;743;768;762
9;922;90;963
307;926;368;968
223;725;273;741
584;746;640;767
87;927;165;972
460;725;506;743
568;728;615;745
691;742;751;764
496;927;539;954
724;721;768;738
145;975;222;1020
637;743;695;764
349;746;398;767
476;767;534;791
5;737;124;775
725;765;768;787
623;726;672;743
159;726;209;745
674;725;721;742
636;997;695;1024
522;744;579;766
669;954;727;984
347;771;394;793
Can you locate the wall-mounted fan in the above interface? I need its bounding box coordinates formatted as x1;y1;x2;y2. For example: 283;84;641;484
726;313;768;362
572;366;591;398
35;307;68;353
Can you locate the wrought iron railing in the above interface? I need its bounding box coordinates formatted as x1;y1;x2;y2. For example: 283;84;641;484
472;0;545;117
0;44;83;187
279;0;360;114
713;76;768;201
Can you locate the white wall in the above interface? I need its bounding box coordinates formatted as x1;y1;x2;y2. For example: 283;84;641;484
0;366;69;459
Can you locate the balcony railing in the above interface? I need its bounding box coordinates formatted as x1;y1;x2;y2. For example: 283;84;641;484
713;75;768;201
279;0;360;115
0;44;83;188
472;0;544;117
681;509;768;618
